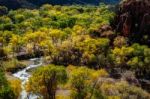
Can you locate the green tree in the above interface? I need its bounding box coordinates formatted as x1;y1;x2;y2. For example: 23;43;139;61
9;34;23;57
68;66;92;99
27;65;67;99
68;66;108;99
8;79;21;99
112;46;134;67
0;67;15;99
0;6;8;15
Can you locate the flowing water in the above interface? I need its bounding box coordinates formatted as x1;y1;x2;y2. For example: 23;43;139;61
13;58;43;99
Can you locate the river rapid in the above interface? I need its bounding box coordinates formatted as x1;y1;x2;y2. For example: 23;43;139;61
13;58;43;99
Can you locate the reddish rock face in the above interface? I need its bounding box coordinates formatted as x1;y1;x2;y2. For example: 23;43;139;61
114;0;150;45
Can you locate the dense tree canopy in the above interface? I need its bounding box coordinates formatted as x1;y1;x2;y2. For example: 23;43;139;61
0;1;150;99
0;3;149;78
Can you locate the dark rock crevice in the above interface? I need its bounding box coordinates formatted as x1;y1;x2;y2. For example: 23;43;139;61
113;0;150;46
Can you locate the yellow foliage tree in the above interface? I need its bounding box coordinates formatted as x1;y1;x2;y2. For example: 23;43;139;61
8;79;21;99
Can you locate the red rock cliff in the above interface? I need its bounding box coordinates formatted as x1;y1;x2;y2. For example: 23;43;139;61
114;0;150;45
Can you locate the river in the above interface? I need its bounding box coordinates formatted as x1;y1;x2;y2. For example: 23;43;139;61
13;58;43;99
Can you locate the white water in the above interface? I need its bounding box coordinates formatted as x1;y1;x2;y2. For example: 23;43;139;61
13;58;43;99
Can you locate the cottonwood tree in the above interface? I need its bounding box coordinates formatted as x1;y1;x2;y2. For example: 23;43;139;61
0;67;15;99
27;65;67;99
67;66;108;99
